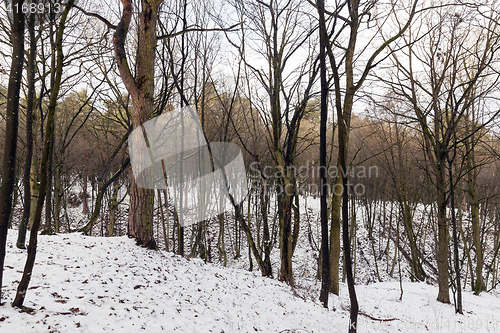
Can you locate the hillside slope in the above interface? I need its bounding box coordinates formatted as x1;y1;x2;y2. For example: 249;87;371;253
1;230;499;332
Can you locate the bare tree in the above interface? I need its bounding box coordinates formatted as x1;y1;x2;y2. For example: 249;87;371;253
0;0;25;305
384;2;500;305
315;0;417;330
13;0;75;308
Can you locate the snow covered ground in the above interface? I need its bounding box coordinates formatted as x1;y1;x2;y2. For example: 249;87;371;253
1;230;499;332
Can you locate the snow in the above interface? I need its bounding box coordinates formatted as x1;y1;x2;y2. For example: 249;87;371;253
1;229;500;332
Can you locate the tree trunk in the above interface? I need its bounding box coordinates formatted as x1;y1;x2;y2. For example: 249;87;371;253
217;212;227;266
128;172;156;248
108;177;120;237
330;172;342;295
79;157;130;235
466;133;484;294
401;201;426;281
318;0;330;306
0;0;25;304
448;157;463;314
260;179;273;276
113;0;160;249
82;169;89;215
54;168;63;233
436;158;450;303
42;132;55;235
13;0;73;307
17;11;36;248
291;192;300;255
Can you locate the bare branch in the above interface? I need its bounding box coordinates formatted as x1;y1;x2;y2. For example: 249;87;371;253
157;22;244;40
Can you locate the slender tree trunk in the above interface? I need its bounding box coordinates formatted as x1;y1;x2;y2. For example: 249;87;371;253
291;191;300;255
339;93;358;332
82;168;89;215
54;168;63;233
108;178;120;237
17;12;36;249
79;158;130;235
163;189;169;251
318;0;330;306
436;158;450;303
260;179;272;275
157;190;167;248
13;1;73;307
0;0;25;304
217;212;227;266
466;134;484;294
330;172;341;295
42;133;55;235
449;158;463;314
401;201;426;281
278;186;294;285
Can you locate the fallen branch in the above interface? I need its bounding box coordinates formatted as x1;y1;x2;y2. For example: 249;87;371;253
358;311;398;322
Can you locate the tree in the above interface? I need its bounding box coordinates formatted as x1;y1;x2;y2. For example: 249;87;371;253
233;0;318;285
0;0;25;305
13;0;75;308
16;8;35;248
372;96;426;282
113;0;162;249
316;0;417;330
384;3;500;305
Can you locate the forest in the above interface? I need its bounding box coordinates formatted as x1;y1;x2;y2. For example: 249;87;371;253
1;0;500;332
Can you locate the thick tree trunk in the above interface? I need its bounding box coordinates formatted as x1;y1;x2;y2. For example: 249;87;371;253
113;0;160;249
128;172;156;248
0;0;25;304
436;160;450;303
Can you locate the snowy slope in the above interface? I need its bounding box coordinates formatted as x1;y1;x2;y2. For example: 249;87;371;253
1;230;500;332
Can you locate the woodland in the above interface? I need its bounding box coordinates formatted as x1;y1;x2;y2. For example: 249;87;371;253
1;0;500;332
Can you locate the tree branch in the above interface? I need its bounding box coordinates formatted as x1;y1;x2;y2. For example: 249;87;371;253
157;22;244;40
74;5;117;29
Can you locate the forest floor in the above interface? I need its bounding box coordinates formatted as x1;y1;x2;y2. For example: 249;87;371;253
1;229;500;332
